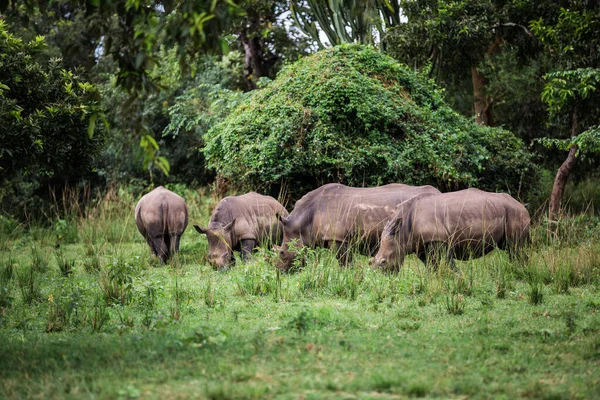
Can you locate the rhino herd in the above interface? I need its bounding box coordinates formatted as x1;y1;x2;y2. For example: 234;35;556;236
135;183;531;272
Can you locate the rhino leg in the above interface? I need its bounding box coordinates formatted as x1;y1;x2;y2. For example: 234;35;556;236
424;242;457;272
150;235;169;263
169;234;181;259
241;239;256;261
330;240;351;267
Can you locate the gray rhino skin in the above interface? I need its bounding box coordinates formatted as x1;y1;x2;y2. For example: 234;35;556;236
194;192;289;269
370;188;531;271
275;183;441;271
135;186;189;263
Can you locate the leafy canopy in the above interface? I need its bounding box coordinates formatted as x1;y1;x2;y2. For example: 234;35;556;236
204;44;535;197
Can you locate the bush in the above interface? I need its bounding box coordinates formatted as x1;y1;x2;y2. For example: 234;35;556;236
0;21;105;218
205;44;536;198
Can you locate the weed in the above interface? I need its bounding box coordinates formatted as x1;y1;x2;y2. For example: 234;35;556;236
46;301;68;332
84;253;102;274
564;311;577;336
202;278;217;308
17;265;42;305
0;260;13;310
445;293;465;315
54;219;79;244
90;298;110;332
1;256;15;282
140;283;159;330
185;325;228;347
99;259;135;305
30;245;49;273
236;263;276;297
330;266;362;300
54;250;74;277
288;308;313;334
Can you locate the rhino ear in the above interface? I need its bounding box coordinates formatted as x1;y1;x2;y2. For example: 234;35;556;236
194;225;209;235
223;218;236;232
277;213;289;225
388;216;403;236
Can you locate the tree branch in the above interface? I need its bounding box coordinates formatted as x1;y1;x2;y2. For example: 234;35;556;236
494;22;535;38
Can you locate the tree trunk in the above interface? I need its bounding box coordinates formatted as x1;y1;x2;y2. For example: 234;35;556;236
472;67;492;125
241;28;264;90
472;37;501;126
549;109;579;219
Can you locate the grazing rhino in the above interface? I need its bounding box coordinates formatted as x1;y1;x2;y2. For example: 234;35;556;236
274;183;441;271
194;192;288;269
370;188;531;271
135;186;189;263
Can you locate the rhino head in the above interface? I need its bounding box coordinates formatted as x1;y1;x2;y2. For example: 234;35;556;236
274;214;303;272
370;214;406;272
194;219;236;269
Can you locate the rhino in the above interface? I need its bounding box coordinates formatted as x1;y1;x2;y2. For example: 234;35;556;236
135;186;189;263
194;192;288;269
274;183;441;271
370;188;531;271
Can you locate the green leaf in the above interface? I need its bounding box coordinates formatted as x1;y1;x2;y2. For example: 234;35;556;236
156;156;170;176
88;113;98;138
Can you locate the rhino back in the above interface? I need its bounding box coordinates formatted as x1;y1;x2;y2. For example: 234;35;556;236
408;189;517;244
136;187;188;236
291;183;441;243
210;192;287;242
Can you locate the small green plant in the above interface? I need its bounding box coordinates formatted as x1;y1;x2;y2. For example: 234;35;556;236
84;253;102;274
46;301;68;332
525;262;545;305
30;245;49;273
54;250;74;277
235;263;276;297
202;278;217;308
116;308;135;334
0;259;14;310
330;266;362;301
564;311;577;337
99;259;135;305
185;325;229;348
17;265;42;305
445;293;465;315
140;283;159;330
90;298;110;332
54;219;79;244
288;308;313;335
528;281;544;305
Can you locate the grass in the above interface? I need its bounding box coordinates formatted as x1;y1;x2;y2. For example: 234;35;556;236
0;187;599;399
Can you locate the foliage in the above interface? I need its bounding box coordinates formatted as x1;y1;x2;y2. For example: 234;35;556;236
2;0;241;93
96;48;244;186
0;21;105;181
205;44;535;197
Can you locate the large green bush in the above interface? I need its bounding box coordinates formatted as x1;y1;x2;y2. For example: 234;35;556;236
204;44;536;198
0;21;104;217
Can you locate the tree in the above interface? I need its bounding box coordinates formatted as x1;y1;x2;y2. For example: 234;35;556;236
290;0;401;49
530;5;600;217
204;44;535;199
386;0;565;126
0;21;105;214
2;0;240;93
232;1;312;90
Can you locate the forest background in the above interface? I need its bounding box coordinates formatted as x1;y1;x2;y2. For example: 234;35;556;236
1;0;600;222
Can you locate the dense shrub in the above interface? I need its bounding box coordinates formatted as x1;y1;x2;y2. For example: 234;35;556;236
205;44;536;198
0;21;105;217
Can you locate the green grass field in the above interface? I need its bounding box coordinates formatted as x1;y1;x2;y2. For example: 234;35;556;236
1;187;599;399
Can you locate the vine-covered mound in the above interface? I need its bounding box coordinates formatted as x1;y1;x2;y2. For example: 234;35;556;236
204;44;535;198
